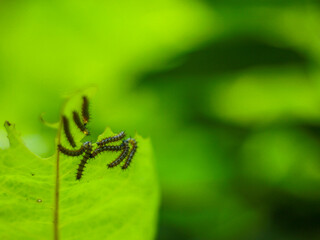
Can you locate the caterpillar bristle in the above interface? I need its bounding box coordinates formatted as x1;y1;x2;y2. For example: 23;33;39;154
62;115;76;148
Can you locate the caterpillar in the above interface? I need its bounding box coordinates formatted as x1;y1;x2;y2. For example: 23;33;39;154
108;141;130;168
96;131;126;146
122;138;137;169
57;96;138;180
91;143;125;158
81;96;90;124
73;111;89;135
76;142;93;180
58;144;85;156
62;115;76;147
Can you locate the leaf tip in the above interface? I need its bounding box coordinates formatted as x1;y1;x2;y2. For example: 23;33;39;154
3;121;23;148
4;120;12;128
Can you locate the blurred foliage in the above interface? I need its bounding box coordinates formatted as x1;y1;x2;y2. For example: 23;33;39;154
1;0;320;239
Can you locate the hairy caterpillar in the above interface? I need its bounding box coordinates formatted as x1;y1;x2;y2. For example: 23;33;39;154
76;142;93;180
91;143;125;158
122;138;137;169
81;96;90;124
96;131;126;146
73;111;89;135
58;144;85;156
57;96;138;180
62;115;76;147
108;141;130;168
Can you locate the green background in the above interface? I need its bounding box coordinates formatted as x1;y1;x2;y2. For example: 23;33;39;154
1;0;320;239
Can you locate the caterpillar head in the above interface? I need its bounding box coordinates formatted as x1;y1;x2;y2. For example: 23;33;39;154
83;141;92;149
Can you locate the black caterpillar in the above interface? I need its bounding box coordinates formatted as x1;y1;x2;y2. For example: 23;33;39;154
108;141;130;168
81;96;90;125
58;96;137;180
62;115;76;148
76;142;93;180
96;131;126;146
73;111;89;135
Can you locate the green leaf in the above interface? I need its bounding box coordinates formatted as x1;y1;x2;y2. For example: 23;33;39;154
0;95;159;240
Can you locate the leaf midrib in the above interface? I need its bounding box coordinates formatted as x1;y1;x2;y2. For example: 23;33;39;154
54;116;62;240
54;101;67;240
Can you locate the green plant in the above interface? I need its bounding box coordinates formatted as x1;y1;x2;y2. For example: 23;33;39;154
0;94;159;240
